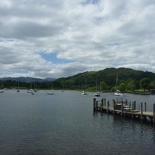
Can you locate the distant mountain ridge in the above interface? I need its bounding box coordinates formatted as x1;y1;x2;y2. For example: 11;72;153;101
0;77;55;82
1;68;155;90
1;67;155;85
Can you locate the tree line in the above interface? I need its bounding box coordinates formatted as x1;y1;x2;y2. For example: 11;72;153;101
1;67;155;92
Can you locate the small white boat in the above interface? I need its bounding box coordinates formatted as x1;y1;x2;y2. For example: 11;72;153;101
114;90;123;96
82;91;87;95
114;74;123;96
46;89;54;95
46;92;54;95
0;89;4;93
27;89;35;95
27;89;33;93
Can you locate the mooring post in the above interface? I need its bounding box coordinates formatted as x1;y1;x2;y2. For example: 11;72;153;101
103;98;106;106
101;98;103;112
107;101;109;113
131;101;134;118
113;99;115;114
131;102;134;118
96;101;98;110
121;101;123;116
129;101;131;110
133;101;136;110
93;98;96;111
141;102;143;120
144;102;147;112
153;103;155;124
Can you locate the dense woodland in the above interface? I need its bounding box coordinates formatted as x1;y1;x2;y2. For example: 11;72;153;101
1;67;155;93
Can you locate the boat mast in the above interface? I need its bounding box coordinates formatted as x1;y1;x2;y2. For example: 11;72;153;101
115;74;118;90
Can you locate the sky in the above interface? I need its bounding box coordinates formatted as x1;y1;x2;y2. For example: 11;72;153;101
0;0;155;79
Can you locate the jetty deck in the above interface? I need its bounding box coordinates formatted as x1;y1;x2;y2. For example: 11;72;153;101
93;98;155;125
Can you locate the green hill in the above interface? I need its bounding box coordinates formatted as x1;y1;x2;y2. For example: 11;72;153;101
1;67;155;91
54;67;155;91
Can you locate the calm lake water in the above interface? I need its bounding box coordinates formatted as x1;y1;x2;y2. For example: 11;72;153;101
0;90;155;155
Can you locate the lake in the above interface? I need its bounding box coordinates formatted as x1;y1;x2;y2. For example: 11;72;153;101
0;90;155;155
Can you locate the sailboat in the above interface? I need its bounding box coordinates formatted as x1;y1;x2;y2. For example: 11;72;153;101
82;80;88;95
62;82;65;92
27;82;34;94
82;90;87;95
34;82;38;92
0;81;4;93
17;81;20;92
94;79;101;97
114;74;123;96
46;90;54;95
47;82;54;95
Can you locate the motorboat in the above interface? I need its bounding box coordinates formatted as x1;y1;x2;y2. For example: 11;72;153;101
94;92;100;97
46;90;54;95
27;89;33;93
0;89;4;93
82;91;87;95
114;90;123;96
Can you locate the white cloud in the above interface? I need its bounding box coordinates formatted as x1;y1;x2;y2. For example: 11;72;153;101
0;0;155;78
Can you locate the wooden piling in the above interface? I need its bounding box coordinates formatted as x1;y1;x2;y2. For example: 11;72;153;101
144;102;147;112
113;99;115;114
133;101;136;110
153;103;155;124
93;98;96;111
141;102;143;120
121;101;123;116
103;98;106;106
96;101;98;110
100;98;103;112
107;101;109;113
131;101;135;118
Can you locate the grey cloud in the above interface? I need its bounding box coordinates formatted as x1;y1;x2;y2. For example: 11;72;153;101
0;0;155;78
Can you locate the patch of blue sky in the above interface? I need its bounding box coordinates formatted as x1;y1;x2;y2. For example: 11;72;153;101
40;53;75;64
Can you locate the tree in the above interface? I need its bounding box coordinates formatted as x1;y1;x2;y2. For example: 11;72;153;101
100;81;108;91
150;80;155;89
118;83;126;92
126;78;134;91
140;78;150;91
133;80;140;91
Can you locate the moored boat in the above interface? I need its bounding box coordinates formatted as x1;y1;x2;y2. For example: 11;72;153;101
82;91;87;95
0;89;4;93
114;90;123;96
94;92;100;97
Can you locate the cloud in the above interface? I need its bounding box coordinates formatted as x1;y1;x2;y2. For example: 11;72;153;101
0;0;155;78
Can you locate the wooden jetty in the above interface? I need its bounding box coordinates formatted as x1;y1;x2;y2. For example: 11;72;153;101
93;98;155;125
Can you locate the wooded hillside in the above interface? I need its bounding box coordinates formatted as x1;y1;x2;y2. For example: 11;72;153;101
1;67;155;92
54;67;155;92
